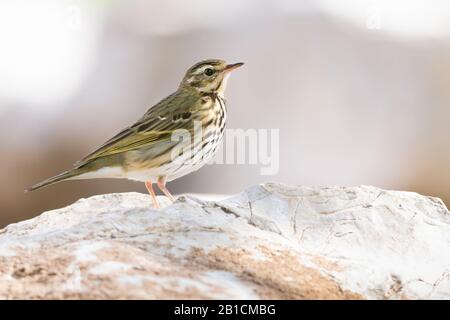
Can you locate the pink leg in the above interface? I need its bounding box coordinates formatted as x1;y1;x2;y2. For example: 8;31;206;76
157;176;176;202
145;180;160;209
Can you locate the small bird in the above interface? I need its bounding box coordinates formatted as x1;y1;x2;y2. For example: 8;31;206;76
27;59;244;208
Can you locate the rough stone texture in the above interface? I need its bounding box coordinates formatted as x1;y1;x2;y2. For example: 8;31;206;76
0;183;449;299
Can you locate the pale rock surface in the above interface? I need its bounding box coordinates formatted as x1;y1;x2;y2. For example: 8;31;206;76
0;183;449;299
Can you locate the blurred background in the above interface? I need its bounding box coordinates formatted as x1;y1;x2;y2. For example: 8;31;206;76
1;0;449;227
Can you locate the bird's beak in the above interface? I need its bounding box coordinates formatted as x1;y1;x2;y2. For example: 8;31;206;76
224;62;244;72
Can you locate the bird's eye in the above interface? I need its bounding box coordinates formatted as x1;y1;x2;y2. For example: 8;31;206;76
204;68;214;76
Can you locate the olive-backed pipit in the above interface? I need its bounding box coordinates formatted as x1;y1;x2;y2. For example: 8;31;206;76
27;59;244;208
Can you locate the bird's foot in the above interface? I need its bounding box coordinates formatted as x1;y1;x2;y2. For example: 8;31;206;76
145;180;160;209
157;176;176;202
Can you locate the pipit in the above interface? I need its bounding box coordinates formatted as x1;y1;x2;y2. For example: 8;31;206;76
27;59;244;208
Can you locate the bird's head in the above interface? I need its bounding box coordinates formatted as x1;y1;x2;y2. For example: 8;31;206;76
180;59;244;96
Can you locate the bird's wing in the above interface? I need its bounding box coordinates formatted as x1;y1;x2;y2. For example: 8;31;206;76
75;90;199;166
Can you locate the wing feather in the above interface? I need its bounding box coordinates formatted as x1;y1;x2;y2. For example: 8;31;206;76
75;89;199;166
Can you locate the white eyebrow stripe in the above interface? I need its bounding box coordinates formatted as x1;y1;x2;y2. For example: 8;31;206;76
194;65;213;74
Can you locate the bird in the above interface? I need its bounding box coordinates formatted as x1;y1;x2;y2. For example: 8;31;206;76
26;59;244;208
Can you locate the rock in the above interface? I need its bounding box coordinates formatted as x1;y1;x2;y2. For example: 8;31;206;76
0;183;449;299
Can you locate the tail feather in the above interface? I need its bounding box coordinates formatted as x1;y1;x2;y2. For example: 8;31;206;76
25;168;83;192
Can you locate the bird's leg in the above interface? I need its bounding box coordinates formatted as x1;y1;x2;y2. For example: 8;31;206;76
145;180;160;209
157;176;176;202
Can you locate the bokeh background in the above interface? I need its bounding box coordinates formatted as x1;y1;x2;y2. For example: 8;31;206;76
1;0;449;227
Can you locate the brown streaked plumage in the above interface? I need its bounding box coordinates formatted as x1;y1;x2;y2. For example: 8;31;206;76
26;59;244;208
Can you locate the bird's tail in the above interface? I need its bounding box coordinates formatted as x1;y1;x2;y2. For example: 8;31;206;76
25;167;85;192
